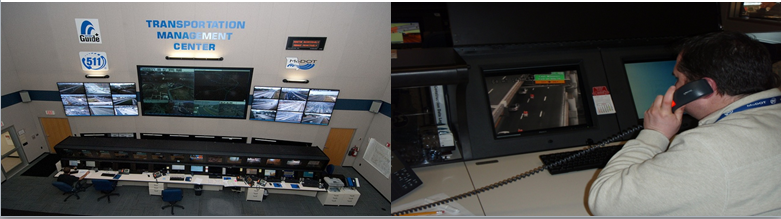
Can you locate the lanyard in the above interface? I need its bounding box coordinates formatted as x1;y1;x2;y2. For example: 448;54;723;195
715;96;781;123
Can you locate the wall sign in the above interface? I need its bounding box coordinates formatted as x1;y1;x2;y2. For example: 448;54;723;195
80;52;109;71
286;57;317;70
146;19;246;51
286;37;326;50
75;19;102;44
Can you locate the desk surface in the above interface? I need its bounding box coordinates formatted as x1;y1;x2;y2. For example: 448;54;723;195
392;144;620;216
57;170;325;191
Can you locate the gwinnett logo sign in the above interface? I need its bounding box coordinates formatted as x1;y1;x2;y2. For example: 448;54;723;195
286;57;316;70
75;19;101;44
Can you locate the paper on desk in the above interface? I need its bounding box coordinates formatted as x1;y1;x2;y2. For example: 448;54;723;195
193;178;203;184
77;170;88;177
208;179;222;184
392;193;474;216
224;179;237;187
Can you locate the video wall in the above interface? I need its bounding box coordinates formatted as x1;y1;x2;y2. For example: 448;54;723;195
137;66;253;119
57;82;138;116
250;86;339;125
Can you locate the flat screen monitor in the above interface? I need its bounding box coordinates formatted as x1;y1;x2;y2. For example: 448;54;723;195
190;165;204;173
190;154;203;161
228;156;241;164
225;167;241;176
246;168;258;175
85;161;96;168
57;82;139;116
266;158;281;166
171;164;185;171
117;162;131;170
482;65;590;138
303;171;314;178
286;160;301;166
69;160;79;167
623;60;677;119
137;65;253;119
264;169;277;177
207;156;223;163
307;161;321;168
247;157;261;164
250;86;339;125
283;170;295;178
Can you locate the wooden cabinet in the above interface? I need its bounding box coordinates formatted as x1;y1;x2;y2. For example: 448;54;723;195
317;188;360;206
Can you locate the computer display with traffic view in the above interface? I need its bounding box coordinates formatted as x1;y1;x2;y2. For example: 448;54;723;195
57;82;139;116
137;66;253;119
250;86;339;125
482;65;589;138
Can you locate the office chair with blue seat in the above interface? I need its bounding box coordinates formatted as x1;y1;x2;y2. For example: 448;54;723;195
92;179;120;203
325;164;335;176
161;188;184;215
52;181;81;202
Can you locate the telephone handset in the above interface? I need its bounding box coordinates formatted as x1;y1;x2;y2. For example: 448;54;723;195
391;126;644;216
671;79;713;112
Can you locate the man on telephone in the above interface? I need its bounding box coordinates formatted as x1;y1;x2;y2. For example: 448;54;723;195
589;31;781;215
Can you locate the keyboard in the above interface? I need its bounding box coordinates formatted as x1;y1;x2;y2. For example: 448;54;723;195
101;173;116;177
284;178;299;183
265;178;281;183
539;144;624;175
301;179;319;188
169;176;185;181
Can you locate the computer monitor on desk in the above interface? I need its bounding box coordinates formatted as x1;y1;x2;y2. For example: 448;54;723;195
171;164;185;173
68;160;79;167
225;167;242;176
85;161;96;168
190;165;205;174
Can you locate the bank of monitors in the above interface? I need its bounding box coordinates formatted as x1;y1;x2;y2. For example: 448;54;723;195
250;86;339;125
137;65;253;119
623;60;677;119
482;64;590;138
57;82;138;116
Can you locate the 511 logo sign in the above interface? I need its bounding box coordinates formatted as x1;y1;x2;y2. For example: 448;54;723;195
80;52;109;71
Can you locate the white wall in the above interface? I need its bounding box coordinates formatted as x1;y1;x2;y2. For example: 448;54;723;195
352;79;391;201
1;2;390;188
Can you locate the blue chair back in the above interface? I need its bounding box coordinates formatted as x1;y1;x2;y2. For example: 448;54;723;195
52;181;74;192
92;179;114;192
326;164;335;175
162;189;183;202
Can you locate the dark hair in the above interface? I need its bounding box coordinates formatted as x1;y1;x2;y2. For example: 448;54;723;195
675;31;780;96
63;166;72;174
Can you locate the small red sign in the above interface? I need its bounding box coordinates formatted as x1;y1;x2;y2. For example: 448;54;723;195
592;86;610;96
386;142;391;147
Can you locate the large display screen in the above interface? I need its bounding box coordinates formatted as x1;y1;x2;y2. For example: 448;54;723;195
250;86;339;125
137;66;253;119
624;60;677;119
482;65;589;138
57;82;139;116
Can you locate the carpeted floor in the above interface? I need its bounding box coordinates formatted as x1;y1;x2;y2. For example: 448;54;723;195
20;153;60;177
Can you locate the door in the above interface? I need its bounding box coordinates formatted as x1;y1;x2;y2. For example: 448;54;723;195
2;126;28;178
40;118;72;153
322;128;355;166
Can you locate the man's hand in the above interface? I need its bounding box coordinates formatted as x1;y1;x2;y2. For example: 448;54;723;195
644;85;685;140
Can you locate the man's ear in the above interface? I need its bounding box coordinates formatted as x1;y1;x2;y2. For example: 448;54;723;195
702;77;718;98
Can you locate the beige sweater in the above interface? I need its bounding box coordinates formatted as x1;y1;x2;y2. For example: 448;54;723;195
589;88;781;216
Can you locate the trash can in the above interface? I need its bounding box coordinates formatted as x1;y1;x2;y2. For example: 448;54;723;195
194;185;203;196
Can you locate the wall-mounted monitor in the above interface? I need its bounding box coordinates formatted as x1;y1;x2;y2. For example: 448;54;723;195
306;161;321;168
247;157;262;164
266;158;281;166
250;86;339;125
57;82;139;116
286;160;301;166
227;156;241;164
137;65;253;119
189;154;203;162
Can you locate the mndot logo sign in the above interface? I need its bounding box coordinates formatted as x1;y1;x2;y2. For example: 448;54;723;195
80;52;109;71
286;57;317;70
75;19;101;44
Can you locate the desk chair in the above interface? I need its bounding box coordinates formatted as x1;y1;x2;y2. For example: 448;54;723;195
92;179;120;203
161;189;184;215
325;164;335;176
52;181;80;202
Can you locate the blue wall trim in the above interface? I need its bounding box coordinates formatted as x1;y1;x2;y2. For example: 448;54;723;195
2;90;390;117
